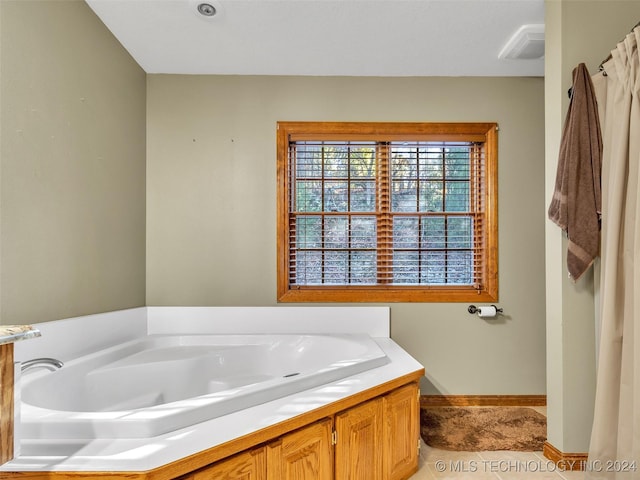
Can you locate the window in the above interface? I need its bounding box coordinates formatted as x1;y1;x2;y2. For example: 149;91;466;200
277;122;498;302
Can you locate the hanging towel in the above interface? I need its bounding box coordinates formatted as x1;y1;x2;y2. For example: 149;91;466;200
548;63;603;281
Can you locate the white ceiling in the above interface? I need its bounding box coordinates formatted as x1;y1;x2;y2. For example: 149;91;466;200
85;0;545;77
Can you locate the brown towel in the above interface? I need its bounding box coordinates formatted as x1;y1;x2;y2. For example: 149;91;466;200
548;63;602;281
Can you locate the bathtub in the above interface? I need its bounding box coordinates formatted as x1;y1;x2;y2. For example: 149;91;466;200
20;333;389;440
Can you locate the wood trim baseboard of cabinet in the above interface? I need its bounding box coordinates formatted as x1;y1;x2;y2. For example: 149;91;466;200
420;394;546;407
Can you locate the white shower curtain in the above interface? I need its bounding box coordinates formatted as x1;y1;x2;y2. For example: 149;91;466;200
588;26;640;480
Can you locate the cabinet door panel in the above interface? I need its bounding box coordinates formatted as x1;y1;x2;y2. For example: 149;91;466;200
334;397;383;480
383;383;420;480
193;447;266;480
267;418;333;480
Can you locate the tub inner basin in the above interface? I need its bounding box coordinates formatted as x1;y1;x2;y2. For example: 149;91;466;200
20;334;388;439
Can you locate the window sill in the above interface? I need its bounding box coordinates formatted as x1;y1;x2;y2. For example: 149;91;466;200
277;286;498;303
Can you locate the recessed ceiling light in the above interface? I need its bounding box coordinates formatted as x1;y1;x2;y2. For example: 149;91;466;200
197;3;216;17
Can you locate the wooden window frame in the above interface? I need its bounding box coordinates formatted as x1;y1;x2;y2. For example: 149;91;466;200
277;121;498;303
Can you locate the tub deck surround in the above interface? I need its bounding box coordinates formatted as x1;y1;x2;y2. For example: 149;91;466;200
13;308;148;364
145;306;390;336
13;307;389;364
0;306;425;477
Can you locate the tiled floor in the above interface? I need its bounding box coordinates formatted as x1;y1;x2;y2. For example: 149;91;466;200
412;406;585;479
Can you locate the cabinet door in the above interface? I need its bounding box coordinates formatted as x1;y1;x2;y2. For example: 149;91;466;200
334;397;383;480
192;447;266;480
266;418;333;480
383;383;420;480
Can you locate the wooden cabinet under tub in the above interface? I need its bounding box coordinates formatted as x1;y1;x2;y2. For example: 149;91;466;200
181;382;420;480
383;384;421;480
267;419;333;480
334;397;384;480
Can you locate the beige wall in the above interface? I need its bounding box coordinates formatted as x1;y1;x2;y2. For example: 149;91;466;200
147;75;546;394
544;0;640;456
0;0;147;325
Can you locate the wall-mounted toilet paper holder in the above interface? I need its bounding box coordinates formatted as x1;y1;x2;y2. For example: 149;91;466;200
468;305;503;315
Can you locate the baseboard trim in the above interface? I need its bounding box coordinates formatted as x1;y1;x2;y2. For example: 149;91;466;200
420;394;547;407
543;442;588;471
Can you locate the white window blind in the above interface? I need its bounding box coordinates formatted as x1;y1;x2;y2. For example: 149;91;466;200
288;140;485;288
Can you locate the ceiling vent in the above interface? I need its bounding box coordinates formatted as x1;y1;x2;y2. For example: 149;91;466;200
498;24;545;60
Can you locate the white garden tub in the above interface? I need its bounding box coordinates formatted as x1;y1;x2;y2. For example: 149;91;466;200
20;334;388;440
